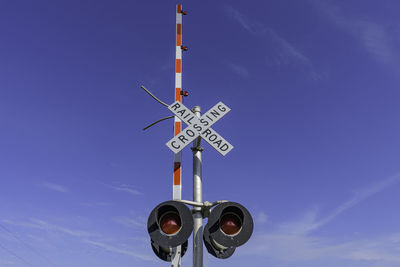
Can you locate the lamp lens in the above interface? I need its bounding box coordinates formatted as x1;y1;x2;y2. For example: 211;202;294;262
219;213;242;236
160;212;181;235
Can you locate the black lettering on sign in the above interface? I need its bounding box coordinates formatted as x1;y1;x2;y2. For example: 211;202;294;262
217;104;227;112
187;116;194;125
208;134;217;142
193;124;202;132
210;109;220;119
220;144;229;151
177;109;185;116
170;102;181;111
205;115;213;122
202;129;211;137
186;129;195;137
178;135;188;143
171;141;180;149
213;139;222;148
183;112;191;119
200;118;209;127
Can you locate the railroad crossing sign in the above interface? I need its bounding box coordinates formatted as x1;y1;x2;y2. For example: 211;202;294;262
166;101;234;156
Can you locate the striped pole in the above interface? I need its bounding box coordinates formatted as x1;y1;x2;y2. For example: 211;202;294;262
172;4;184;267
173;4;183;201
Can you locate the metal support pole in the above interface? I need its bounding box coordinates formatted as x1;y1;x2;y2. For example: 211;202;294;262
192;106;203;267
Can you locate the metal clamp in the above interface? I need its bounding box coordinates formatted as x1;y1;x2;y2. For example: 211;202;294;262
191;146;204;152
174;199;228;218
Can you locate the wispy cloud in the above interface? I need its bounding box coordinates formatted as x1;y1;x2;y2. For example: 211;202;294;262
277;207;320;235
266;30;310;65
2;218;154;264
3;218;97;238
83;240;154;261
312;0;398;67
226;61;249;77
80;202;111;208
103;182;143;196
277;173;400;235
225;5;321;80
30;218;96;237
310;173;400;231
42;182;69;193
242;172;400;264
255;211;268;225
112;216;146;229
0;260;15;266
225;6;267;36
244;230;400;263
264;29;322;80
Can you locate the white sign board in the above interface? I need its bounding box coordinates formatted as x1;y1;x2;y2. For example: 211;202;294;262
166;101;233;156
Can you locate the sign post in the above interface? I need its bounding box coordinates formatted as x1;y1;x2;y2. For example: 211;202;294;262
191;106;203;267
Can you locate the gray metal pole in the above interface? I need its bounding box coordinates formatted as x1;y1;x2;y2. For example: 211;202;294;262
192;106;203;267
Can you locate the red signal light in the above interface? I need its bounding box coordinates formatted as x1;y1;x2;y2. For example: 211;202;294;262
219;213;242;235
160;212;182;235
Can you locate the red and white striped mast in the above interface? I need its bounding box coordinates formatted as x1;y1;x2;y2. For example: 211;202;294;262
173;4;184;203
172;4;186;267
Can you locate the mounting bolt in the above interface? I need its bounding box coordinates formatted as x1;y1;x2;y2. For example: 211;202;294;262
181;45;188;51
180;90;189;97
181;10;187;15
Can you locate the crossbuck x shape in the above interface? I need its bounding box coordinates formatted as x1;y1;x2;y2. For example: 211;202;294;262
166;101;234;156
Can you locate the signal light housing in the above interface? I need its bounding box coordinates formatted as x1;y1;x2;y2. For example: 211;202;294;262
203;224;235;259
147;201;194;261
203;202;253;259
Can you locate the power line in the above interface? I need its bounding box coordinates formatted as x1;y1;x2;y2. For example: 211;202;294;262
0;241;35;267
0;223;57;266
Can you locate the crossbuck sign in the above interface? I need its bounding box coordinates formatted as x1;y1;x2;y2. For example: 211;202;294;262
166;101;234;156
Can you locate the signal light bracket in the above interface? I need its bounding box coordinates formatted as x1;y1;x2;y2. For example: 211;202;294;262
174;199;229;218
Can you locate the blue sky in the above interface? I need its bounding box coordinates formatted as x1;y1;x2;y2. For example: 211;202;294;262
1;0;400;266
